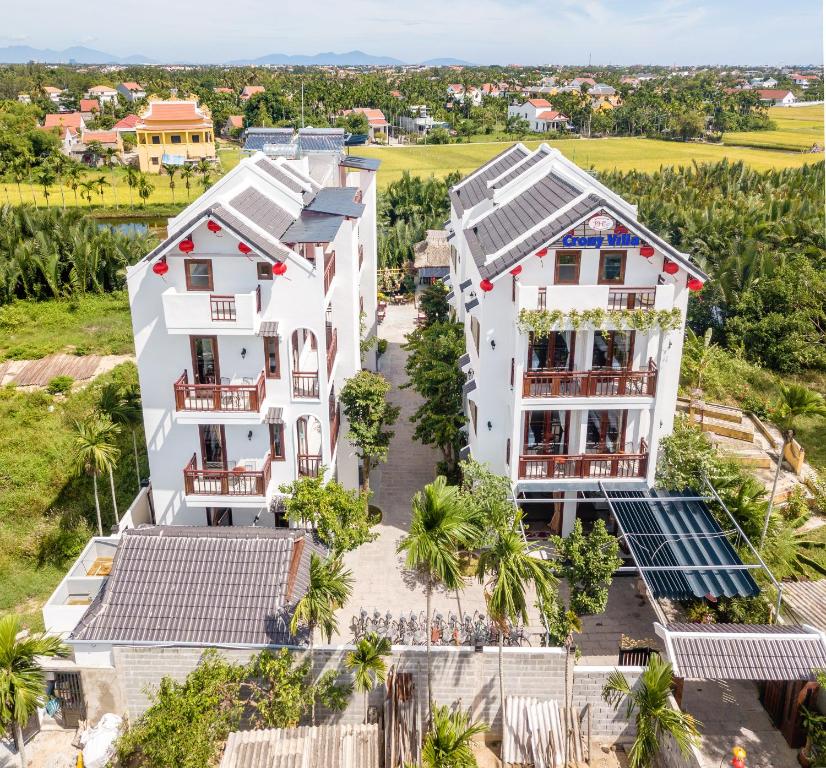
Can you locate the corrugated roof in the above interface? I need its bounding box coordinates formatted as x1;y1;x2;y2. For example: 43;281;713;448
306;188;365;218
282;211;345;244
298;128;345;154
450;144;530;215
229;187;295;241
609;489;760;601
341;155;381;172
658;623;826;681
244;128;295;151
781;581;826;633
72;527;324;646
220;724;381;768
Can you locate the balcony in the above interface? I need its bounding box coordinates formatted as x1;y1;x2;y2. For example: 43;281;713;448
292;371;320;399
522;360;657;399
174;371;266;413
330;404;340;452
518;440;648;480
162;286;262;334
326;326;338;376
297;454;322;477
521;284;673;315
607;287;656;311
324;251;336;295
183;452;272;496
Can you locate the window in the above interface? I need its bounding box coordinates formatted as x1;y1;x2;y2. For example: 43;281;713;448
598;251;627;284
150;157;159;166
257;262;273;280
586;410;626;453
263;336;280;379
554;251;580;284
151;135;160;145
185;259;213;291
470;316;480;355
506;438;511;466
191;133;200;143
592;331;634;369
269;422;285;460
206;508;232;526
206;132;212;142
468;400;478;434
170;134;182;144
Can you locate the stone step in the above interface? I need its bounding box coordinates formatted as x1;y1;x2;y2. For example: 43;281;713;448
719;449;772;470
696;414;755;442
677;399;745;424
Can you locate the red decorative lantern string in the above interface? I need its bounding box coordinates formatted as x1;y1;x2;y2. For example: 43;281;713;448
238;243;252;255
207;220;221;234
479;278;494;293
687;277;704;292
640;245;655;258
273;261;287;276
663;260;679;275
535;248;548;258
614;224;629;235
510;265;523;276
178;237;194;254
152;258;168;276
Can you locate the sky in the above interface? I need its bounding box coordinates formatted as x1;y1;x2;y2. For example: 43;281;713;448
1;0;823;65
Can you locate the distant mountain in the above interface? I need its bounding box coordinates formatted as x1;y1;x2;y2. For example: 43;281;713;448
228;50;405;66
0;45;155;64
420;57;475;66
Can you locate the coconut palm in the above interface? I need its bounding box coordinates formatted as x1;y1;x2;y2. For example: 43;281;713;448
94;175;108;206
397;476;475;724
10;158;29;206
422;705;487;768
195;158;212;189
97;382;143;490
79;179;97;206
48;153;68;209
761;383;826;548
0;613;68;767
602;655;701;768
345;631;391;722
476;511;556;736
32;166;56;209
124;165;139;209
290;553;353;725
179;164;195;200
71;416;121;535
64;164;83;207
137;175;154;208
101;148;119;209
161;163;179;203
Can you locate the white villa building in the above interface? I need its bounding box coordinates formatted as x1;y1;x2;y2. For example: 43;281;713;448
507;99;571;132
446;144;707;537
126;140;380;527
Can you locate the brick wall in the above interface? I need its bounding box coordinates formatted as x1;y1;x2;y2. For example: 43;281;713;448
572;665;644;744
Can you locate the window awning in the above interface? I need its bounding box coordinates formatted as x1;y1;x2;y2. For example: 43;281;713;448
258;321;279;337
264;407;284;424
655;622;826;681
604;488;760;601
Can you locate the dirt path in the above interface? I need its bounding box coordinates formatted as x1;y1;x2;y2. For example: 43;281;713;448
0;353;134;389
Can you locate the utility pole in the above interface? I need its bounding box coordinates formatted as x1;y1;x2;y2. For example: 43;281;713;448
301;80;305;128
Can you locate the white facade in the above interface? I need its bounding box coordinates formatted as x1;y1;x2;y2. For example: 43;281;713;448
447;144;706;536
85;86;119;105
507;100;570;133
127;150;378;527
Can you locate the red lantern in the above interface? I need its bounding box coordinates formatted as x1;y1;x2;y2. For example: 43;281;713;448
614;224;629;235
535;248;548;258
731;759;745;768
238;243;252;255
479;278;494;292
640;245;655;258
178;237;194;254
273;261;287;276
510;265;523;276
207;220;221;233
687;277;704;292
663;260;679;275
152;258;168;276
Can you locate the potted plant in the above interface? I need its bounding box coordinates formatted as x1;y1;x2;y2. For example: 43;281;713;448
800;706;826;767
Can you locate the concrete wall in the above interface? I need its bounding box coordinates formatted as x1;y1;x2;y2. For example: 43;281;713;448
654;697;705;768
573;665;643;744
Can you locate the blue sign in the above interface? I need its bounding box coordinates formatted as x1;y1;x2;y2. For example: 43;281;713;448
560;233;641;248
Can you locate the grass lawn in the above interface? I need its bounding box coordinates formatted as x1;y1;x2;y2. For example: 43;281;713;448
353;136;822;186
723;104;825;152
0;362;147;629
0;292;134;361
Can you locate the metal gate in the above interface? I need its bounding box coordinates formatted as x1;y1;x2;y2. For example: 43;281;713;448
53;672;86;728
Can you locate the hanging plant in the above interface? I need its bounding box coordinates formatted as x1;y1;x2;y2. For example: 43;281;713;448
518;307;682;338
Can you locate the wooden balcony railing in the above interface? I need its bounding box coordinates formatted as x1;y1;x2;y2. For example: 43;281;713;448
297;454;322;477
292;372;320;399
522;360;657;398
330;405;340;452
358;243;364;270
324;252;336;295
210;294;236;321
174;370;266;412
184;452;272;496
518;440;648;480
608;287;656;311
326;327;338;376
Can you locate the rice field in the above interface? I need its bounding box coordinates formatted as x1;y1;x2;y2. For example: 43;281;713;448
723;104;825;152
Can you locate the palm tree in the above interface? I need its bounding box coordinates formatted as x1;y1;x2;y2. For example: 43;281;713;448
48;153;68;209
602;655;701;768
345;632;391;722
761;383;826;548
397;476;475;723
79;179;97;207
195;158;212;189
422;705;487;768
161;163;179;203
64;164;83;207
101;148;119;209
33;166;56;208
476;511;556;737
71;416;121;535
290;553;353;725
94;175;109;206
0;614;67;767
10;158;29;206
179;164;195;200
124;165;139;209
137;175;154;208
97;382;143;490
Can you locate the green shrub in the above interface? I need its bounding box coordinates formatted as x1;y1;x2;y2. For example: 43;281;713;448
46;376;74;395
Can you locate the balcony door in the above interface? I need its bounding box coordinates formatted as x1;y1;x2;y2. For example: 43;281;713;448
523;411;569;455
190;336;220;385
592;331;634;370
586;410;627;454
528;332;575;371
199;424;227;469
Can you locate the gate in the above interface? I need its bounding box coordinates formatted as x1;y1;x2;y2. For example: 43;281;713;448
760;679;819;748
53;672;86;728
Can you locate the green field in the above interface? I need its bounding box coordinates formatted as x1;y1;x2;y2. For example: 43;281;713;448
724;104;825;152
353;134;823;187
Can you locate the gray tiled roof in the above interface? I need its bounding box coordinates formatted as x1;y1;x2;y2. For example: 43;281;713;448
220;725;381;768
244;128;295;151
661;623;826;681
449;144;529;215
258;320;280;336
210;204;292;260
781;580;826;633
229;187;295;241
340;155;381;172
255;159;314;202
488;145;552;193
306;187;365;218
298;128;346;154
71;527;325;646
281;211;345;243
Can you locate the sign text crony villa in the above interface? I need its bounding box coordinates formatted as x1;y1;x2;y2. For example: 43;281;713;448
560;232;642;248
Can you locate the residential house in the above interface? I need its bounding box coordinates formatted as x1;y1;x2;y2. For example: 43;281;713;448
446;144;707;536
789;72;819;89
223;115;244;138
242;127;296;155
570;77;596;89
125;144;380;525
341;108;389;142
240;85;265;101
85;85;119;105
113;114;140;134
620;76;640;88
447;83;465;101
214;87;235;95
41;112;86;154
414;229;451;284
750;77;779;88
17;93;31;104
390;89;403;99
755;89;798;105
399;105;448;135
134;97;216;173
465;86;482;106
117;81;146;102
42;86;64;104
79;98;100;123
70;130;124;165
507;100;571;132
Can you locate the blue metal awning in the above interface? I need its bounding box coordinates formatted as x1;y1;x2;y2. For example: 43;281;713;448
605;488;760;601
